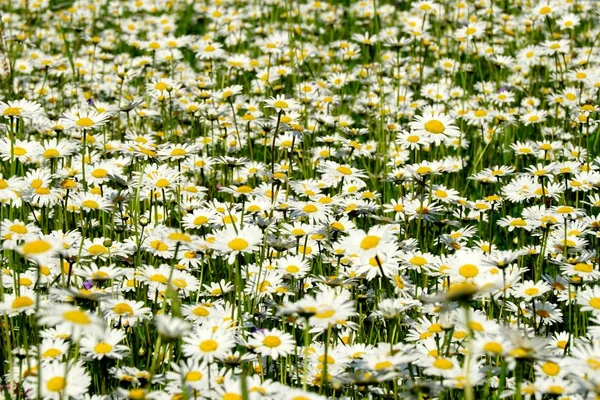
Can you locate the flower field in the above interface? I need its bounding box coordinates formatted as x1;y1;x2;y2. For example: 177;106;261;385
2;0;600;398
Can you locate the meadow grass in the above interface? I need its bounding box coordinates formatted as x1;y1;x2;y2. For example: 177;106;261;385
1;0;600;399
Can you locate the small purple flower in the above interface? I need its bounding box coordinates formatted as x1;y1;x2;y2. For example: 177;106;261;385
83;280;93;290
86;98;95;106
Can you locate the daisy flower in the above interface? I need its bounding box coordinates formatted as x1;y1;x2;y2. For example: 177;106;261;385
1;218;40;244
202;279;234;297
40;138;77;161
182;326;236;363
17;234;62;264
512;280;552;300
38;304;104;338
289;200;331;224
445;249;490;283
264;95;301;113
0;99;43;120
521;109;547;126
249;328;296;360
195;40;226;60
0;288;37;316
38;337;69;361
26;361;91;400
102;298;152;327
0;138;42;163
421;356;461;378
212;225;264;264
355;245;402;280
318;160;367;187
576;286;600;315
409;109;460;146
276;255;311;278
166;359;208;391
182;207;218;230
60;109;109;130
80;328;129;360
72;192;112;212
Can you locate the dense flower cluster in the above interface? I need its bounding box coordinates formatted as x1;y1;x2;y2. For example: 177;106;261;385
1;0;600;399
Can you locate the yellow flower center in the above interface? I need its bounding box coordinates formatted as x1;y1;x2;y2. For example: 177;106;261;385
150;274;168;283
76;117;95;127
193;307;210;317
63;310;90;324
155;178;170;188
11;296;34;309
172;279;187;288
556;206;574;214
336;166;352;175
589;297;600;309
129;389;146;399
92;168;108;178
186;371;203;381
286;265;300;273
193;216;209;225
262;335;281;348
228;238;248;251
199;339;218;352
236;185;253;193
82;200;99;209
424;119;445;134
375;361;393;370
94;342;112;354
168;232;191;242
10;224;28;234
483;342;503;354
88;244;108;255
315;309;335;319
574;263;593;273
222;215;238;224
409;256;427;266
44;149;60;158
510;219;526;227
416;166;432;175
3;107;23;116
273;100;289;109
524;287;539;296
150;240;169;251
258;281;271;292
19;277;33;286
303;204;318;213
46;377;66;392
433;358;453;370
459;264;478;278
42;348;62;358
113;303;134;315
360;235;380;250
22;240;52;255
